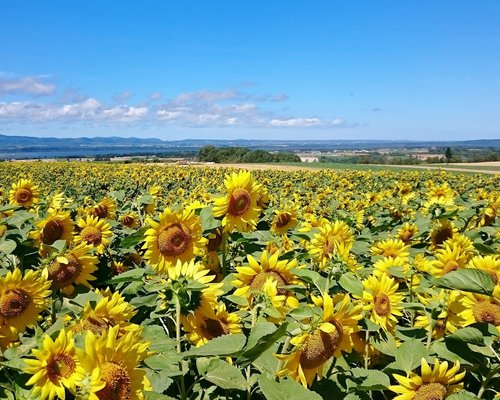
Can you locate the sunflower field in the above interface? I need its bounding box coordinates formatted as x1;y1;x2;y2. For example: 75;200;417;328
0;161;499;400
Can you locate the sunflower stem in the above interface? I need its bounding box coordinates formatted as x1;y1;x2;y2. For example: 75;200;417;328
426;316;436;350
221;231;228;277
175;295;187;400
364;330;370;369
478;365;500;398
275;336;291;374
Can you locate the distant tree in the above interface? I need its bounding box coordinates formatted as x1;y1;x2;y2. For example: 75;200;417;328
445;147;453;163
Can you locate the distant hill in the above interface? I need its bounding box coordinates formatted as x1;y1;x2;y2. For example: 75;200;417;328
0;134;498;159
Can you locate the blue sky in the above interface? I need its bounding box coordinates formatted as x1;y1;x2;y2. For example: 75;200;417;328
1;1;499;140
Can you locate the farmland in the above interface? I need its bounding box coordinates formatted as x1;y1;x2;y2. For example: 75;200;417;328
0;161;498;400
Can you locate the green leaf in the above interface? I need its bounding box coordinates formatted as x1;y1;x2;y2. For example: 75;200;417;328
291;268;321;285
144;353;182;377
200;207;221;231
392;338;428;373
203;358;247;390
339;272;363;297
130;294;158;307
141;326;176;352
473;242;497;255
144;392;176;400
447;327;484;346
447;390;480;400
350;368;391;391
436;269;495;295
107;267;146;283
258;374;322;400
0;240;16;254
120;227;148;248
236;322;288;368
225;295;249;307
184;333;246;358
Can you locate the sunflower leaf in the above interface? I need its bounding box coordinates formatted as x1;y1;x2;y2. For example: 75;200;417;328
435;269;495;295
446;327;484;345
339;272;363;297
183;333;246;358
391;338;429;373
120;226;148;248
236;322;288;368
258;374;322;400
203;358;247;391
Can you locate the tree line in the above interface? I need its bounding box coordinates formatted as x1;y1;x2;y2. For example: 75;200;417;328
197;146;301;163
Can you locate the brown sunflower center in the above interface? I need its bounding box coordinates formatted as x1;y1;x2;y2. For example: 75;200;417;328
275;212;292;228
0;289;31;319
433;227;453;247
414;383;447;400
121;215;136;227
41;219;65;245
382;248;399;258
15;188;33;204
157;223;192;257
90;204;109;219
374;293;391;316
487;270;498;285
399;231;413;244
472;301;500;326
323;237;337;255
48;255;82;289
80;226;102;245
228;188;251;216
96;362;131;400
300;323;343;369
442;260;459;274
47;353;76;383
250;271;287;295
203;318;230;339
78;316;113;335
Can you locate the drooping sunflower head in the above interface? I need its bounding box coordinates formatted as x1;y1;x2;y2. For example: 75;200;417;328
30;211;74;252
79;325;150;400
308;220;354;268
0;268;51;333
213;170;261;233
165;260;223;315
361;274;404;332
24;329;85;400
389;358;465;400
427;244;469;277
9;179;40;208
458;292;500;334
467;255;500;286
74;215;113;254
46;243;98;293
88;197;117;220
143;207;206;274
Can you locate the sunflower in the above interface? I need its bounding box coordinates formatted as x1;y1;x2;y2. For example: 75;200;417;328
414;290;466;339
467;255;500;291
430;220;458;249
165;259;223;315
120;212;140;228
213;170;261;232
30;211;74;254
389;358;465;400
46;243;99;294
0;268;51;332
74;215;113;254
270;207;298;235
372;239;409;259
24;329;86;400
308;220;354;269
73;289;137;335
143;207;206;274
361;274;404;332
373;256;410;279
233;250;300;309
9;178;40;208
182;302;242;347
88;197;117;220
458;292;500;334
397;222;419;245
276;293;362;387
79;326;151;400
426;244;469;277
427;183;455;205
0;324;19;350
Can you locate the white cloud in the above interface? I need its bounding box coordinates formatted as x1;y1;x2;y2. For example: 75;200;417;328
149;91;162;100
270;118;322;127
0;76;56;96
113;91;133;102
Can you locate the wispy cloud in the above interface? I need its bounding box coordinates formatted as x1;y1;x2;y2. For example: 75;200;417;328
0;84;346;129
0;76;56;96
